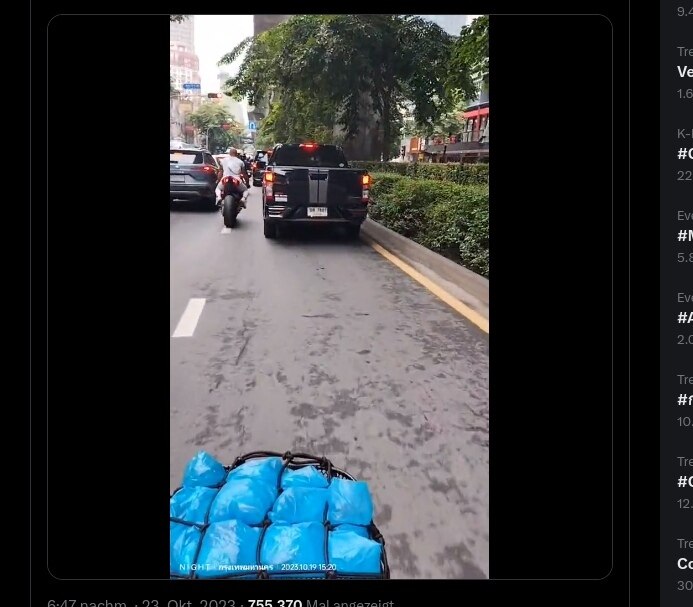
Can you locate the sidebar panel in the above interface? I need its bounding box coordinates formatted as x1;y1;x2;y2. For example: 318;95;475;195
660;4;693;606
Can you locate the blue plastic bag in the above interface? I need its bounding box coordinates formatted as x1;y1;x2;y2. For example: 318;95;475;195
209;478;277;525
328;529;382;574
227;457;283;486
331;523;370;538
269;487;328;524
182;451;227;488
327;478;374;525
172;454;386;579
281;466;329;489
195;520;261;579
170;486;218;525
260;522;326;572
170;522;203;576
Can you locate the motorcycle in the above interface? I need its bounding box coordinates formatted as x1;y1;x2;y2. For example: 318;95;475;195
218;175;246;229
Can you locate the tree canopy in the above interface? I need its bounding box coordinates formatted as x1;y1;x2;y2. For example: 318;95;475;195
405;103;466;139
169;15;188;23
446;16;489;101
220;15;471;159
187;104;243;151
257;92;344;146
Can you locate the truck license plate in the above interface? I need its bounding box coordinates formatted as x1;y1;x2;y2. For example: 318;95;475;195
307;207;327;217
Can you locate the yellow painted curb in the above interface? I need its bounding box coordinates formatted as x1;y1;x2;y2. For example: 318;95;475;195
366;238;489;334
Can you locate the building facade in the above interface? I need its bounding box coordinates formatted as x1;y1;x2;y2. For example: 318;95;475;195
462;71;489;143
170;17;194;49
217;71;230;90
170;95;184;140
170;16;201;92
253;15;293;36
170;44;201;92
214;72;246;128
170;17;202;144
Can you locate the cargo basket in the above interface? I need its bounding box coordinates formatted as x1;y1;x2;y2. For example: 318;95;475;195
170;450;390;579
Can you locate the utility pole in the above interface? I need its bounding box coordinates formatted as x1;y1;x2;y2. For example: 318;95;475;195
206;125;221;151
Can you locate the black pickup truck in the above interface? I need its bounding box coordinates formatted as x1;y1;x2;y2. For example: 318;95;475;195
261;143;371;239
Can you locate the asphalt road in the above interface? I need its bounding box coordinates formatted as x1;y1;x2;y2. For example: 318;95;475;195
170;188;489;579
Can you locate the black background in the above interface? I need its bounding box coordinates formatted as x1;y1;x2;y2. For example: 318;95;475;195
27;3;644;606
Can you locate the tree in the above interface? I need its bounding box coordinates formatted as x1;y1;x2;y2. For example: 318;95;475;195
446;16;489;102
258;91;344;145
411;101;466;139
220;15;463;160
169;15;188;23
253;131;274;150
187;104;243;151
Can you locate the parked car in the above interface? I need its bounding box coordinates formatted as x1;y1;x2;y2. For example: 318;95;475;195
261;143;371;239
251;150;272;186
170;148;220;209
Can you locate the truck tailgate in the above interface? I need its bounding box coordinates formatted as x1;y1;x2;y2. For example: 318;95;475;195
271;167;364;205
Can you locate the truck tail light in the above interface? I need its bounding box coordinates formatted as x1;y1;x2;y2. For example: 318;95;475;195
264;172;274;200
361;174;371;203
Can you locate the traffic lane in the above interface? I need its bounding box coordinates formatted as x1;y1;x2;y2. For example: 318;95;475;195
170;204;220;334
170;188;489;578
171;187;273;473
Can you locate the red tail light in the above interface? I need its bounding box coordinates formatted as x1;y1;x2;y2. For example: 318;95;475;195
361;173;371;203
221;176;239;186
264;171;275;201
299;143;318;150
201;165;216;174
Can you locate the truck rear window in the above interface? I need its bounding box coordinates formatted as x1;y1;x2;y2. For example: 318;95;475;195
271;146;347;168
170;151;203;164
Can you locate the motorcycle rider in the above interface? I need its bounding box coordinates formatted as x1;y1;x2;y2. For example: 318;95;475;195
242;153;252;177
216;147;250;207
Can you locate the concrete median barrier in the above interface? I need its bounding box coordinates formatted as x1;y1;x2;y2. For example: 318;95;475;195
361;218;489;323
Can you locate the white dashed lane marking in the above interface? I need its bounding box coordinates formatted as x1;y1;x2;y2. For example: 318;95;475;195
172;298;206;338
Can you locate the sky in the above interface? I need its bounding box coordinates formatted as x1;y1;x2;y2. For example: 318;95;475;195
194;15;253;95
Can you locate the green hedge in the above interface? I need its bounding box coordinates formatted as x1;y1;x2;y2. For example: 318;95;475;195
369;173;489;277
351;161;489;185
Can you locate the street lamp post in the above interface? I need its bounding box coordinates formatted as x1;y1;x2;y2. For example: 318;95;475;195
206;125;219;151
